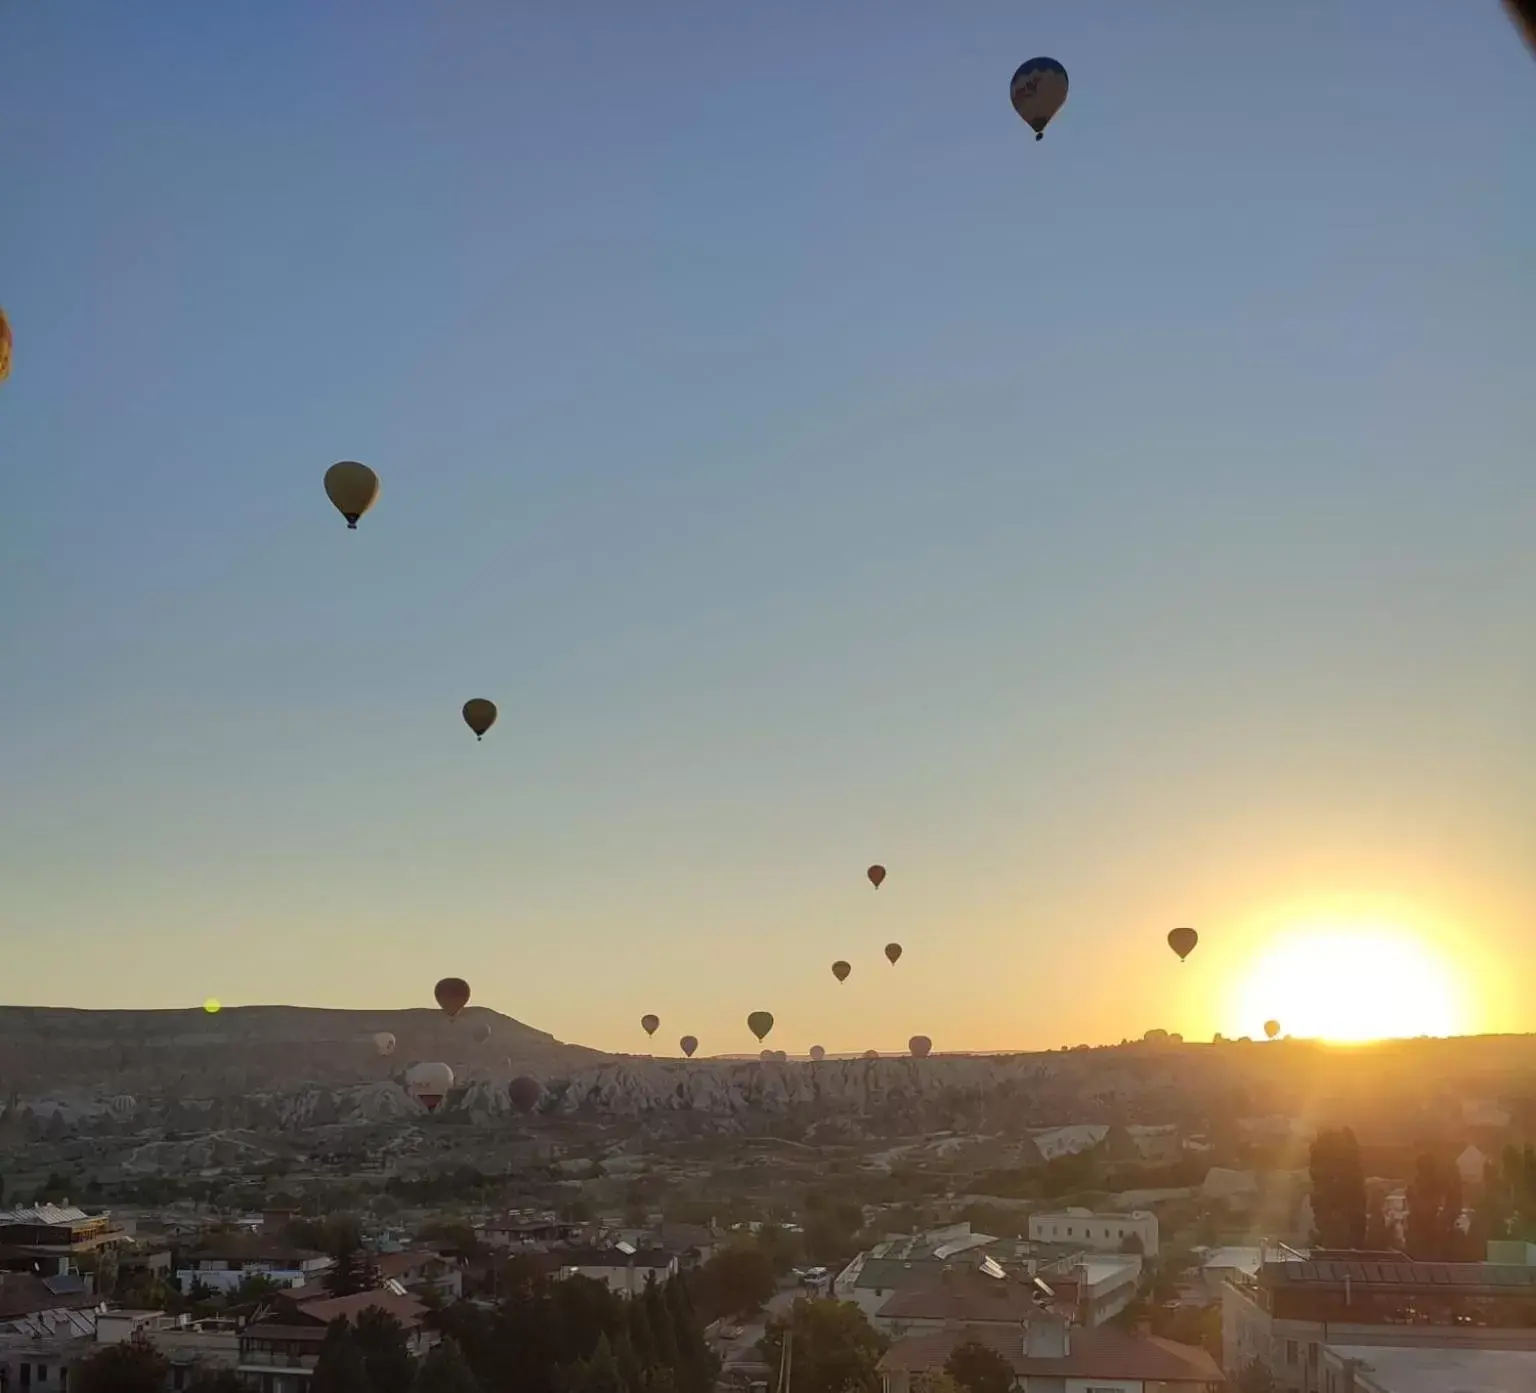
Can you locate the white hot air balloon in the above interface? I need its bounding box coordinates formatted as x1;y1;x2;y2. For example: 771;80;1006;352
374;1032;397;1057
405;1061;454;1113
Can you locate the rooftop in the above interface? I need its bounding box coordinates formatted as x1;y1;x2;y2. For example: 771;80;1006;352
876;1271;1055;1324
1328;1342;1536;1393
559;1247;674;1270
0;1205;96;1227
878;1324;1222;1382
1260;1259;1536;1294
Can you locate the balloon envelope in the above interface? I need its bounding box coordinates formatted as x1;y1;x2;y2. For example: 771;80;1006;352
679;1035;698;1058
0;306;12;383
462;699;497;740
759;1048;774;1062
508;1075;542;1114
747;1010;774;1042
1010;57;1069;139
809;1045;826;1062
323;460;380;529
884;943;903;965
434;977;471;1018
1167;927;1198;962
471;1023;492;1046
374;1032;397;1057
863;1049;879;1060
641;1014;660;1037
867;864;886;888
109;1094;136;1118
1264;1020;1281;1040
909;1035;933;1059
406;1061;454;1112
832;960;851;983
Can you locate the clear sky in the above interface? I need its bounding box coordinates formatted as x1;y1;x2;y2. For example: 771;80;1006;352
3;2;1533;1059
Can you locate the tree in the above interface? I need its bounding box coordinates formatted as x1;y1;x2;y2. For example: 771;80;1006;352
312;1319;375;1393
1406;1154;1464;1261
356;1307;417;1393
562;1331;625;1393
1119;1233;1145;1255
232;1272;284;1305
326;1216;382;1297
74;1335;171;1393
694;1242;777;1320
944;1339;1015;1393
1309;1127;1367;1249
1235;1358;1276;1393
415;1337;484;1393
759;1299;887;1393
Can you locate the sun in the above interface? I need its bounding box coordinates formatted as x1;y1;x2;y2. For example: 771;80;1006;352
1231;921;1468;1044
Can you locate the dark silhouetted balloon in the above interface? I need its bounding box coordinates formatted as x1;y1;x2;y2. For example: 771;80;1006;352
1506;0;1536;56
863;1049;879;1060
462;699;497;740
641;1014;660;1037
680;1035;698;1058
1167;927;1198;962
867;864;886;888
832;960;851;983
434;977;471;1018
909;1034;932;1059
508;1075;542;1114
323;461;380;529
0;306;12;383
747;1011;774;1042
1010;57;1069;141
809;1045;826;1062
885;943;903;966
759;1048;774;1062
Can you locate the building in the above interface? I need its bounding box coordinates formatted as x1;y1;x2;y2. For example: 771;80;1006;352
1322;1342;1536;1392
834;1226;1004;1323
1027;1208;1160;1258
0;1205;131;1278
239;1288;433;1393
1222;1256;1536;1393
1193;1246;1264;1304
878;1315;1223;1392
176;1234;333;1295
481;1215;583;1249
0;1304;97;1392
99;1310;242;1384
555;1247;677;1296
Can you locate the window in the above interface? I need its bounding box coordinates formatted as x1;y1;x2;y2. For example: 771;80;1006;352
38;1367;48;1383
1309;1342;1319;1367
21;1364;32;1389
1067;1227;1074;1236
1286;1339;1298;1364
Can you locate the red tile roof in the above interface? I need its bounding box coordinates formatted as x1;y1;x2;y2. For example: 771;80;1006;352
284;1288;427;1329
878;1323;1223;1383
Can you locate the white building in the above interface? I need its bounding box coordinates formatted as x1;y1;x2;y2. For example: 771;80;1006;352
1323;1343;1536;1393
557;1246;677;1296
1027;1208;1159;1258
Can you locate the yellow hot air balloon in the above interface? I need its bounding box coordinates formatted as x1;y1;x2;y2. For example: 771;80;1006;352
463;699;497;741
884;943;903;966
832;960;851;983
0;306;12;383
747;1011;774;1042
1167;927;1198;962
1264;1020;1281;1040
203;998;221;1014
323;461;380;530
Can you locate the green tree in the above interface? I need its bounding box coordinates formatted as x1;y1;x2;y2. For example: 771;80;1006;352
562;1331;624;1393
759;1299;887;1393
415;1337;484;1393
326;1216;382;1297
312;1319;376;1393
944;1339;1014;1393
1235;1358;1276;1393
695;1242;777;1320
73;1335;171;1393
232;1272;284;1305
1406;1154;1465;1261
356;1307;417;1393
1309;1127;1367;1249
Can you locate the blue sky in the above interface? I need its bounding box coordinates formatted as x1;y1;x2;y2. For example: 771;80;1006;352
2;1;1533;1057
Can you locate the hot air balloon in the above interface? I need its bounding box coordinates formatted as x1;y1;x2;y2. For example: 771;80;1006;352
641;1014;660;1038
434;977;471;1018
508;1075;543;1114
867;864;886;888
323;461;380;530
0;306;12;383
108;1094;136;1118
680;1035;698;1058
472;1023;492;1046
203;998;221;1014
832;960;851;983
909;1035;932;1059
1264;1020;1281;1040
863;1049;879;1060
747;1011;774;1042
1506;0;1536;56
374;1032;397;1057
809;1045;826;1063
884;943;903;966
759;1048;774;1062
1167;927;1198;962
462;699;497;741
1010;57;1069;141
773;1049;787;1062
406;1061;454;1113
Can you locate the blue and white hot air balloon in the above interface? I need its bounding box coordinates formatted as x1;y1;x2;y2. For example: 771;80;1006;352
1010;57;1069;141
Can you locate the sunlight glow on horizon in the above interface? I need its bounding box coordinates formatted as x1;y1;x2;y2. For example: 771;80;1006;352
1230;919;1471;1045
